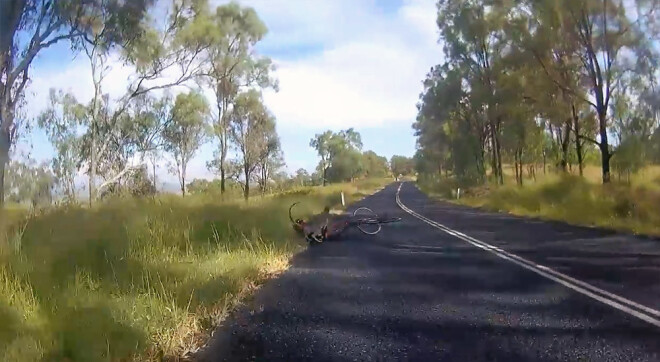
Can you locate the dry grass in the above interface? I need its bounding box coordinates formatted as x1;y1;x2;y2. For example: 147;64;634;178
419;166;660;237
0;178;391;361
499;164;660;189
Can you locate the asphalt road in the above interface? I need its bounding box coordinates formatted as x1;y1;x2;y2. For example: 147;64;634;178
196;182;660;361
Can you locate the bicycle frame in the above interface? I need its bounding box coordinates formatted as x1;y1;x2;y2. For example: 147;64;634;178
289;203;401;240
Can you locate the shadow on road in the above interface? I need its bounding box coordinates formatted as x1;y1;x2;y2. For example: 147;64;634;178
196;183;660;361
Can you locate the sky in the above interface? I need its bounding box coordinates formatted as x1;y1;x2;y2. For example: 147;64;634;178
18;0;440;186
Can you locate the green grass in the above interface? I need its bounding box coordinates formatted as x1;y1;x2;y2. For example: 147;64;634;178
418;166;660;237
0;178;391;361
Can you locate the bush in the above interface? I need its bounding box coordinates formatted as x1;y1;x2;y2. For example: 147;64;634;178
417;174;458;199
423;173;660;236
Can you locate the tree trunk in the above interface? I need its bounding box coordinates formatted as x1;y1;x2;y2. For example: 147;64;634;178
89;133;96;208
490;126;499;182
494;128;503;185
243;167;250;201
600;142;611;184
514;151;520;185
322;165;327;186
514;149;524;187
152;160;157;192
180;164;186;197
217;96;229;194
572;105;584;176
598;110;611;183
0;161;5;206
220;165;226;193
219;171;226;192
528;165;536;182
560;119;571;173
542;150;547;175
260;162;268;195
0;124;9;207
576;138;584;177
518;150;524;187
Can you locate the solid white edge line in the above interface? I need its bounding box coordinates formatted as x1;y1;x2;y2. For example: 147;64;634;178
401;199;660;319
395;182;660;329
394;182;660;318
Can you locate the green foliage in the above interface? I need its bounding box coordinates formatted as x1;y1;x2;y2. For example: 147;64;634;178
227;90;278;199
326;148;363;183
361;151;389;178
1;0;152;182
3;160;55;208
452;175;660;236
309;129;396;184
420;163;660;236
163;91;210;196
651;128;660;164
612;137;647;182
101;166;157;199
188;0;277;195
38;89;83;202
416;0;659;186
310;128;365;185
187;178;242;197
291;168;312;187
390;155;415;178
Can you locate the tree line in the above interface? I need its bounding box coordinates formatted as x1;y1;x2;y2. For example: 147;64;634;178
184;128;416;196
1;0;417;207
414;0;660;186
309;128;415;185
1;0;281;205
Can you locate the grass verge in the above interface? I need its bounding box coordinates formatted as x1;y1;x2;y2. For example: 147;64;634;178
0;178;391;361
418;170;660;237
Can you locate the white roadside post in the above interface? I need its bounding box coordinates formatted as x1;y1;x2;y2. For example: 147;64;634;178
341;191;345;206
457;188;461;200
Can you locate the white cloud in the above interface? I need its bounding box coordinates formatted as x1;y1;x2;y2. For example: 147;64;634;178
26;54;135;117
25;0;440;179
258;0;440;129
214;0;375;48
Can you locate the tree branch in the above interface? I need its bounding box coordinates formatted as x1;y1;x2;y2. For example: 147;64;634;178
577;133;601;147
97;164;142;192
530;49;598;109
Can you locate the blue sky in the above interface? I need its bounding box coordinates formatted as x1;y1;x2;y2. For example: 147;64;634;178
19;0;439;184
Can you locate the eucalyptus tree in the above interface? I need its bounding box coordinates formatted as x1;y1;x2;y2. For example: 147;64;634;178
0;0;156;205
256;133;284;194
162;91;210;197
228;90;276;200
38;89;84;202
514;0;659;182
415;0;659;187
33;0;215;205
182;0;277;194
310;128;362;186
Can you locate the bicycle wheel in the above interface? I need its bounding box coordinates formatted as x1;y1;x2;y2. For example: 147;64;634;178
353;207;381;235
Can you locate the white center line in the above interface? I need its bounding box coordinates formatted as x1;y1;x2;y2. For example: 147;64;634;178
395;182;660;328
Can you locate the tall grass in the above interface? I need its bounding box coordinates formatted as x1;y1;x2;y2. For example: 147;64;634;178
0;179;390;361
419;166;660;237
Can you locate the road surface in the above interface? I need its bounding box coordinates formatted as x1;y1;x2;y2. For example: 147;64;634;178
197;182;660;361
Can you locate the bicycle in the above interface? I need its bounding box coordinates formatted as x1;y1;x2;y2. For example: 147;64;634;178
289;202;402;244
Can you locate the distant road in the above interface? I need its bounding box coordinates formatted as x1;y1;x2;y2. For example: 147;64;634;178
197;182;660;361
